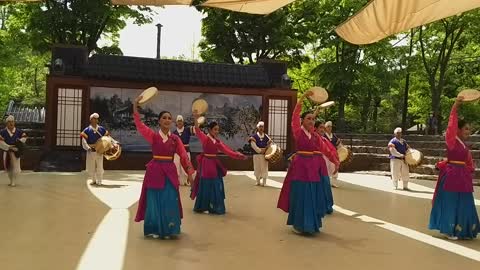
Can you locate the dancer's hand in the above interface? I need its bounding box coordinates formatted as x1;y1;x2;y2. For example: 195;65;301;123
134;95;143;105
455;96;464;106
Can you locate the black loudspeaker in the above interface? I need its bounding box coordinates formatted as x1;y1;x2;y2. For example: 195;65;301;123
51;45;88;76
257;59;289;88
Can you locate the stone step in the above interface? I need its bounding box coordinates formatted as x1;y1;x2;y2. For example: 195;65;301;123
344;139;480;150
374;161;480;178
337;133;480;142
352;170;480;186
350;146;480;160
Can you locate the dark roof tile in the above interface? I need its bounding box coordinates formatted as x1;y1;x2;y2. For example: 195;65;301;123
85;54;278;88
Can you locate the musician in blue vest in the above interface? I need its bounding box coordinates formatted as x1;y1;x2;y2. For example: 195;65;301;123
249;121;272;186
388;127;411;190
172;115;195;186
80;113;109;186
0;115;27;187
324;121;341;187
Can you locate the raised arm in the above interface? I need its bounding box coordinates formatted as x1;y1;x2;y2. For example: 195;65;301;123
174;136;195;175
194;126;208;144
133;112;154;144
217;140;246;160
292;91;312;140
133;96;154;144
292;98;303;140
446;97;462;150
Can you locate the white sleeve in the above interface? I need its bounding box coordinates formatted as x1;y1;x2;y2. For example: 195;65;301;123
250;140;262;154
389;146;404;158
19;137;27;143
0;140;9;151
81;137;91;151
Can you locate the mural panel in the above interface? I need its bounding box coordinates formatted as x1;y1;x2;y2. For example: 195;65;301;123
90;87;262;153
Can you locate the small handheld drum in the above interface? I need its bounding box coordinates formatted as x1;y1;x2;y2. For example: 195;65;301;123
307;87;329;104
104;144;122;161
138;86;158;105
337;144;352;163
94;136;122;161
192;98;208;114
265;143;282;164
458;89;480;102
405;149;423;167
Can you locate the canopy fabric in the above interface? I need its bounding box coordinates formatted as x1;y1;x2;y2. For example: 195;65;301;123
111;0;193;5
335;0;480;45
201;0;295;15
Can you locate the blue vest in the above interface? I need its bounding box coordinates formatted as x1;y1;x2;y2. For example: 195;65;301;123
324;133;339;147
388;138;408;159
172;126;192;146
81;126;107;145
0;128;25;145
252;133;269;148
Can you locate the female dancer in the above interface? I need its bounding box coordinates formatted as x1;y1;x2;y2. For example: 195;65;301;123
429;96;479;240
190;112;247;214
133;96;194;239
278;91;339;234
314;119;339;214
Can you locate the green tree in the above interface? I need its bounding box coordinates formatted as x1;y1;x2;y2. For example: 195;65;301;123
8;0;153;54
417;10;480;130
195;0;322;65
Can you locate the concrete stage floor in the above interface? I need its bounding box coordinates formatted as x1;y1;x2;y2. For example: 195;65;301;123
0;170;479;270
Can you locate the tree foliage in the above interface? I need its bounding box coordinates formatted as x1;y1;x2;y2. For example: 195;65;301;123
0;1;154;112
8;0;153;54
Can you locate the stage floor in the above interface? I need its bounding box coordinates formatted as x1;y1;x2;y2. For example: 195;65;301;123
0;171;479;270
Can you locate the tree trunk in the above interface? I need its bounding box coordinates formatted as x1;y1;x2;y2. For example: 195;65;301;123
361;91;371;132
402;29;415;131
337;96;347;132
372;97;381;133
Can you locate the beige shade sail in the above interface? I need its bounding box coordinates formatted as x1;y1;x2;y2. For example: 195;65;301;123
201;0;295;15
111;0;193;5
335;0;480;45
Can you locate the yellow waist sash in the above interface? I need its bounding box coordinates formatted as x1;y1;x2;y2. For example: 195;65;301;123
153;155;174;160
448;160;466;165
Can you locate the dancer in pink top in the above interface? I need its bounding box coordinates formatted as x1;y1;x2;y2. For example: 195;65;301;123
190;111;247;214
133;96;194;239
429;96;479;240
278;91;339;234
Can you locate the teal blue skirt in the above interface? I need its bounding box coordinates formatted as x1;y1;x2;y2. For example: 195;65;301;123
287;180;326;234
144;179;181;237
429;176;480;239
193;177;226;214
321;176;334;214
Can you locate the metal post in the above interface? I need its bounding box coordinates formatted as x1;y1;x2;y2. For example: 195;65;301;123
402;29;415;131
156;23;163;59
